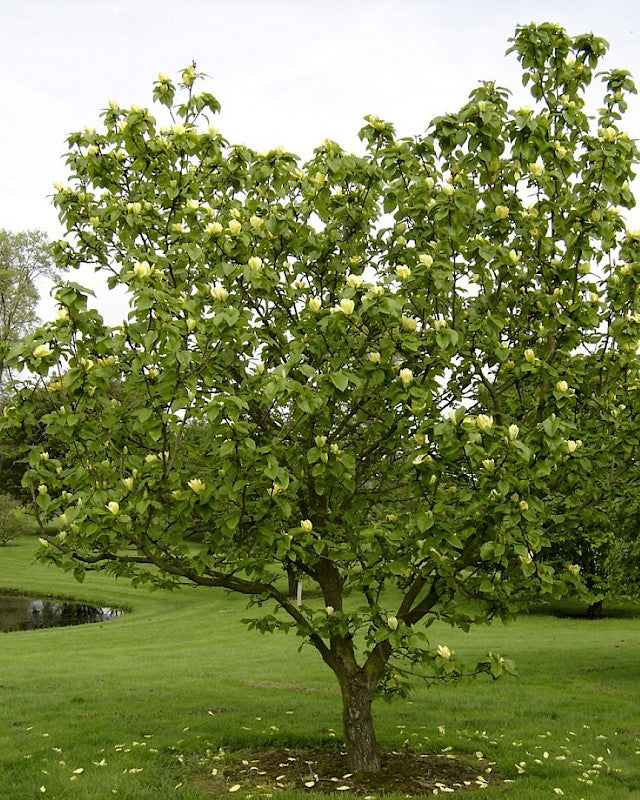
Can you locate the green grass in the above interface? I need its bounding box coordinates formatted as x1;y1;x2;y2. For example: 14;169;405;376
2;537;640;799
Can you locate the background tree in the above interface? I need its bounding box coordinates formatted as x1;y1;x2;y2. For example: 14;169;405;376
0;229;55;386
4;24;640;773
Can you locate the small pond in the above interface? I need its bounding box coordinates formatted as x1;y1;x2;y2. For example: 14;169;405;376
0;594;123;632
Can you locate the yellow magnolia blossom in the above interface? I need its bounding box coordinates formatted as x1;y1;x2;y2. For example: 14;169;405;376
187;478;206;494
339;298;355;315
476;414;494;432
33;344;53;358
399;368;413;386
300;519;313;532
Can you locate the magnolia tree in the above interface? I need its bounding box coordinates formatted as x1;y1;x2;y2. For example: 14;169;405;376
5;24;640;772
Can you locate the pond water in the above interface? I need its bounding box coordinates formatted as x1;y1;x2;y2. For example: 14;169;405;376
0;594;123;632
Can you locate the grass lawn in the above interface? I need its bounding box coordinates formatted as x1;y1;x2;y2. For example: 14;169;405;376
1;536;640;799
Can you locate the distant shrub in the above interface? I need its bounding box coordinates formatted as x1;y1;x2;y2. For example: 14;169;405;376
0;494;37;545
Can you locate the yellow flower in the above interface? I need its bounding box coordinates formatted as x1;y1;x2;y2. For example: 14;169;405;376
300;519;313;532
495;205;510;220
308;297;322;312
346;274;364;289
395;264;411;280
326;606;334;615
555;380;569;393
249;215;263;229
38;538;50;549
186;317;197;332
399;368;413;386
482;458;495;471
339;298;355;315
436;644;453;660
38;484;48;495
441;182;455;196
599;126;617;142
476;414;494;432
182;64;197;86
387;616;399;630
227;219;242;235
529;161;545;177
418;253;433;267
188;478;205;494
315;435;327;447
210;285;229;301
107;501;120;515
367;351;381;363
568;564;580;576
524;348;536;363
33;344;53;358
508;424;520;440
133;260;153;278
122;477;135;491
401;316;417;332
248;256;263;271
205;221;223;235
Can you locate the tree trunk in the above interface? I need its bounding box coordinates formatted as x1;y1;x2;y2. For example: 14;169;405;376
586;598;604;618
338;671;381;772
286;563;298;597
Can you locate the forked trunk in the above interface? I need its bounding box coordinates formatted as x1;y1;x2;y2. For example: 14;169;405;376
339;671;381;772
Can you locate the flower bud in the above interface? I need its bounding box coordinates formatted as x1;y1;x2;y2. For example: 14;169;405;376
399;368;413;386
387;616;399;631
107;501;120;515
338;298;355;315
524;348;536;364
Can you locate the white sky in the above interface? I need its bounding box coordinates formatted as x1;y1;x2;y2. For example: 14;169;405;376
1;0;639;322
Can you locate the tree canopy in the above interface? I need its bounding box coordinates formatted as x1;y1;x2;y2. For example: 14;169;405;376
4;23;640;772
0;229;54;386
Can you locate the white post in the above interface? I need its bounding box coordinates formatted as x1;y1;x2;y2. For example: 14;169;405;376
296;580;303;607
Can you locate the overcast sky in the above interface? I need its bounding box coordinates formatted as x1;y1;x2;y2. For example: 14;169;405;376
1;0;639;320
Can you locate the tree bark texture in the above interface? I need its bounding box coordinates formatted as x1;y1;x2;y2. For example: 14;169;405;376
338;670;381;772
